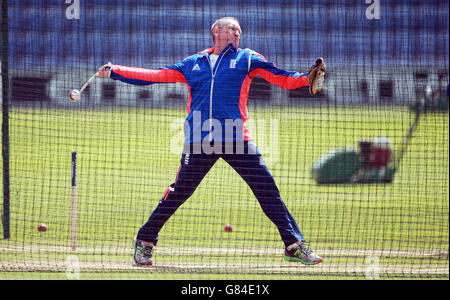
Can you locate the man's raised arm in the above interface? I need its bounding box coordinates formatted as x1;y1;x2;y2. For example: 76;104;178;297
97;63;187;86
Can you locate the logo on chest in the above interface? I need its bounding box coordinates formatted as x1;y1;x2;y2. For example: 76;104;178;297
229;59;237;69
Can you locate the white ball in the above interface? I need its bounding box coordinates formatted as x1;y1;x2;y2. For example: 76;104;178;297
69;89;81;102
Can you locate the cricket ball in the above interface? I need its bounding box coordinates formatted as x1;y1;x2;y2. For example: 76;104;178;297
69;89;81;102
224;224;233;232
37;223;48;232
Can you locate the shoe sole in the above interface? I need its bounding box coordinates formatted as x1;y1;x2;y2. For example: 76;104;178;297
284;255;323;265
133;261;153;266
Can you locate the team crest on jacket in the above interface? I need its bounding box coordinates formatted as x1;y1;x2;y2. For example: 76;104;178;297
229;59;237;69
192;64;200;71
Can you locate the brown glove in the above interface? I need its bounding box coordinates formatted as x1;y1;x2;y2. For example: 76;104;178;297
307;57;326;95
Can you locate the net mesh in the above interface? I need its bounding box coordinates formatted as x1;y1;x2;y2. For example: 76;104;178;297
0;0;448;279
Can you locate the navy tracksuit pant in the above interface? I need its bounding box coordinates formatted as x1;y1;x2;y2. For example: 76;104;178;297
137;142;304;247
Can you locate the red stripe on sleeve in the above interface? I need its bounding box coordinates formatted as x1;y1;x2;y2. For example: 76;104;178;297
250;68;308;90
112;65;186;84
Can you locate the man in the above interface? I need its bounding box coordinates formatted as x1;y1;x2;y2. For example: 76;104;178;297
97;17;325;266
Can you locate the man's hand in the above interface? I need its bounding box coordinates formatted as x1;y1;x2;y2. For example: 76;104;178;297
97;62;112;78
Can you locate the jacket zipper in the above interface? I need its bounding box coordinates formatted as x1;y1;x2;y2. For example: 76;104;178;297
206;48;230;141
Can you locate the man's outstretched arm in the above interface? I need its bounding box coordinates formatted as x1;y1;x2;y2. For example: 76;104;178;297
248;52;325;94
97;63;187;85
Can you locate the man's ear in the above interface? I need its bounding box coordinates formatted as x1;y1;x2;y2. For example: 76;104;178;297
212;27;220;39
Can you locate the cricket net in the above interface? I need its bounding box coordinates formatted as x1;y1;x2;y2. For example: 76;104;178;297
1;0;448;280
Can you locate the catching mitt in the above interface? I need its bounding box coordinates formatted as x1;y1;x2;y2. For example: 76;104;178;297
307;57;326;95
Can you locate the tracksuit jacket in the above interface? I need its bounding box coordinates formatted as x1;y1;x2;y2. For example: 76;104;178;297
110;43;309;144
110;44;308;246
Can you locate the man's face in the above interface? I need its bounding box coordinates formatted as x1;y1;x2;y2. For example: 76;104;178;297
214;20;242;49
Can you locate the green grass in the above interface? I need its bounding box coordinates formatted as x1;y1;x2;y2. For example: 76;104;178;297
0;105;448;279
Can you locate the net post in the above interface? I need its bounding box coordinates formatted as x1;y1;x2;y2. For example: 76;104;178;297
1;0;10;240
71;151;77;250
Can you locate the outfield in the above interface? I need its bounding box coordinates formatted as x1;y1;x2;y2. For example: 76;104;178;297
0;105;448;279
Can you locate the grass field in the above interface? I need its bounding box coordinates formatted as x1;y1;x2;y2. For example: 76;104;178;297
0;104;448;280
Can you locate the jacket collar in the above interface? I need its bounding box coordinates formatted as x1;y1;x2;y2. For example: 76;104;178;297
198;43;238;56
